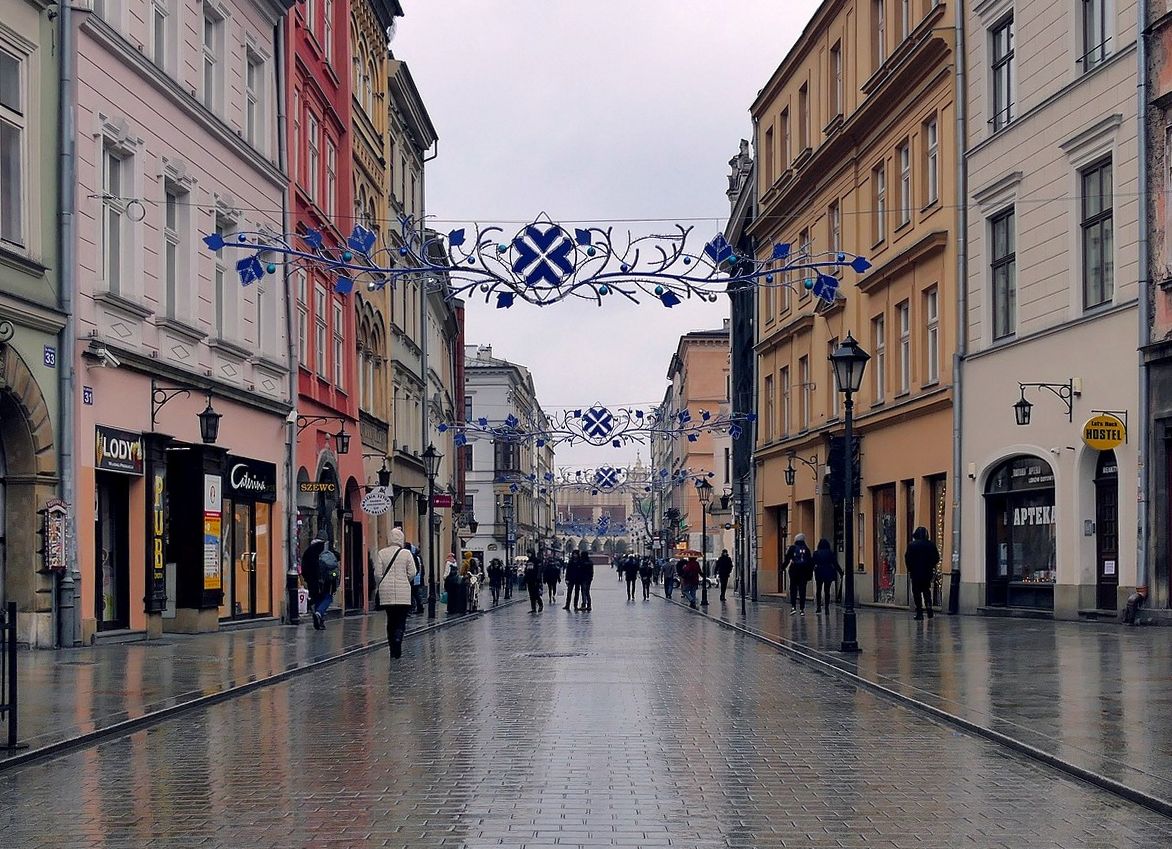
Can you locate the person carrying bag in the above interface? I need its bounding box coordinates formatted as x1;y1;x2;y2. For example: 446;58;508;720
374;527;418;659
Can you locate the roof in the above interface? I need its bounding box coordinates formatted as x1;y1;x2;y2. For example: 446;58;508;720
389;59;439;153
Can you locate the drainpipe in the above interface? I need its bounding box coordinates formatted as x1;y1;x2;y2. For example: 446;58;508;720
948;3;968;615
1136;0;1151;608
276;20;299;623
57;0;80;647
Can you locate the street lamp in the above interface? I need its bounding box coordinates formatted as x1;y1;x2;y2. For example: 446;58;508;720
422;443;442;619
830;333;869;653
334;426;351;455
696;477;713;607
377;459;391;489
197;394;222;444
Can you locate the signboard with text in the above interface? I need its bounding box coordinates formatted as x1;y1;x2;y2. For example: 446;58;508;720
95;425;144;475
1082;414;1126;451
432;493;453;509
203;474;222;591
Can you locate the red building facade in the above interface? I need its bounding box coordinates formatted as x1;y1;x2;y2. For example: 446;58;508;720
287;0;363;606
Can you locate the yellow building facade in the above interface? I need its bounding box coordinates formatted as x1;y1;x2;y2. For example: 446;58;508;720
750;0;958;606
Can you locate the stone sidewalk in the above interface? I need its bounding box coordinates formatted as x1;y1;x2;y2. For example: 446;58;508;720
2;607;491;763
694;592;1172;807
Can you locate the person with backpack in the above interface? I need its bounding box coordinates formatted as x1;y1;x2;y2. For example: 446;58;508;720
524;556;545;612
639;558;654;600
543;557;561;604
680;557;702;609
812;538;841;614
373;527;417;659
905;526;941;620
312;544;340;629
487;558;505;606
579;553;594;611
624;556;640;601
300;537;324;620
715;549;734;602
782;533;813;616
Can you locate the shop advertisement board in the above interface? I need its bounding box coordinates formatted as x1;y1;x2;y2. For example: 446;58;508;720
95;425;144;475
203;474;222;591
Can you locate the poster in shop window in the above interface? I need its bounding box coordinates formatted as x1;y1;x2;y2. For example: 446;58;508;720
203;474;222;591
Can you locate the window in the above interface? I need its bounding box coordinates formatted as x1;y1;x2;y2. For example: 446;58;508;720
781;108;791;169
872;314;886;402
296;271;308;365
897;300;910;394
991;208;1016;339
898;141;911;226
325;139;337;218
829;200;842;259
1080;0;1109;71
214;214;234;337
101;146;125;293
724;447;731;484
314;285;327;377
798;227;811;297
874;0;887;68
873;162;887;243
991;17;1014;132
1081;158;1113;308
464;394;473;423
798;356;810;430
151;0;172;72
764;375;775;440
464;445;473;472
307;115;320;199
245;52;263;149
292;89;301;186
827;338;841;418
830;42;843;117
924;287;940;384
798;83;809;152
202;4;222;112
304;0;314;33
764;126;774;185
0;48;24;248
162;187;184;319
899;0;910;41
781;366;791;436
323;0;334;64
925;117;939;205
332;301;344;388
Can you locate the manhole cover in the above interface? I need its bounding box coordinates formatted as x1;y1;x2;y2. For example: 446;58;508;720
517;651;589;659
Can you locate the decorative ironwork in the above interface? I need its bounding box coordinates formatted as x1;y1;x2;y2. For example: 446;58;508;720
441;404;754;449
493;465;715;497
204;214;871;309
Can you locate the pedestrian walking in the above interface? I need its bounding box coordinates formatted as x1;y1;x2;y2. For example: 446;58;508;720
681;557;702;609
905;526;940;620
524;556;545;612
504;560;515;600
715;549;734;602
624;556;639;601
300;537;324;621
488;558;505;606
652;560;662;585
662;557;677;600
563;552;581;610
373;527;417;659
579;553;594;611
812;538;841;614
312;544;340;629
543;557;561;604
639;558;653;600
783;533;813;616
444;561;463;614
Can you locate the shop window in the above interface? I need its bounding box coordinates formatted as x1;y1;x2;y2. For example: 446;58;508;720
873;484;897;604
984;456;1056;609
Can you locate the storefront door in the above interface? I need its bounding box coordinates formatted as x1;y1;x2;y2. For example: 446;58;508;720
873;485;897;604
1095;451;1119;611
219;500;273;619
984;456;1057;609
0;437;6;609
95;472;130;630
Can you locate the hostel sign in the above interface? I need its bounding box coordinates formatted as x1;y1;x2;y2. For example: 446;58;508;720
1082;414;1126;451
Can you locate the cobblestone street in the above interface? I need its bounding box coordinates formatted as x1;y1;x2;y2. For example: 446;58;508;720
3;582;1171;849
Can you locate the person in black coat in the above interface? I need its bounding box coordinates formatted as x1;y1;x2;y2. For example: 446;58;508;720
579;554;595;611
624;556;640;601
542;558;561;604
563;552;581;611
812;538;841;614
715;550;734;601
300;538;324;612
638;558;654;600
905;527;940;620
487;558;505;606
782;534;814;615
524;557;545;612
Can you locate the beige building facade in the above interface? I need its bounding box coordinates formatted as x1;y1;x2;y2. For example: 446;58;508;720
959;0;1139;616
749;0;958;603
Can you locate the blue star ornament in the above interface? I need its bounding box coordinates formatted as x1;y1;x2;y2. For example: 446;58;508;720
203;232;226;252
704;233;734;265
581;406;615;441
303;229;324;251
511;223;576;289
236;256;265;286
347;225;377;255
811;274;839;303
448;228;466;248
851;256;872;273
771;242;791;261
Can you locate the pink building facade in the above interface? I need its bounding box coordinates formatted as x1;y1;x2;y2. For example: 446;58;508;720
72;0;294;642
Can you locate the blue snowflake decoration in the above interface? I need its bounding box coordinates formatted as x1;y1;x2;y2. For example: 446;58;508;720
204;212;871;309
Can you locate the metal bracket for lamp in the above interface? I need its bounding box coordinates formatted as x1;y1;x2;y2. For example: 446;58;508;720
151;379;221;444
296;414;352;454
1014;380;1075;426
784;451;819;486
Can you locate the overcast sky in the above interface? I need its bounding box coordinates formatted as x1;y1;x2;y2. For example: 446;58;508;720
399;0;821;469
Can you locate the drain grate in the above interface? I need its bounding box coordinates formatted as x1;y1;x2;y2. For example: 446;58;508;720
517;651;589;659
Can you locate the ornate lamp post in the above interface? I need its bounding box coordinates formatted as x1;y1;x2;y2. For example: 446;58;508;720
829;333;869;653
422;443;442;619
696;477;713;607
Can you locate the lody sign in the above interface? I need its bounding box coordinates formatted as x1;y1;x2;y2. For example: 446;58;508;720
95;425;144;475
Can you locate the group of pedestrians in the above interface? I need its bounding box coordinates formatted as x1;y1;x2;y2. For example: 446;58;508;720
518;550;596;612
619;556;656;600
781;527;941;619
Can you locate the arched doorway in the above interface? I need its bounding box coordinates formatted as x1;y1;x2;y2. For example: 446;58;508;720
343;477;364;610
0;432;6;609
1094;450;1119;610
984;456;1057;610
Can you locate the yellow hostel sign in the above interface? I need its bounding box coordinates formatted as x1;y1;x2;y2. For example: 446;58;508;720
1082;414;1126;451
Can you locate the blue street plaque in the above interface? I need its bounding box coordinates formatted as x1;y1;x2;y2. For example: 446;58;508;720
43;345;57;368
82;386;94;406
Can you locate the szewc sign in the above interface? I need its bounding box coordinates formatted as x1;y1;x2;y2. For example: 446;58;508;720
1081;414;1126;451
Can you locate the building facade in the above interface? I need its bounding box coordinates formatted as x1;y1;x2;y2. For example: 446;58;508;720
749;0;958;604
1;0;63;645
959;0;1139;617
75;0;294;641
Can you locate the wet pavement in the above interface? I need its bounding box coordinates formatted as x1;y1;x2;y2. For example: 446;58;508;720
2;581;1171;848
6;609;475;760
697;592;1172;806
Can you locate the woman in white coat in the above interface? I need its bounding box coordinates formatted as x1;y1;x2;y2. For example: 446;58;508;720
374;527;418;658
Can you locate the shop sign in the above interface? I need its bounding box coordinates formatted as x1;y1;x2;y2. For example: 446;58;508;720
362;486;392;515
1013;505;1055;526
41;499;69;573
147;467;167;612
1082;414;1126;451
95;425;144;475
432;493;453;509
299;481;338;494
203;473;222;591
226;456;277;502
